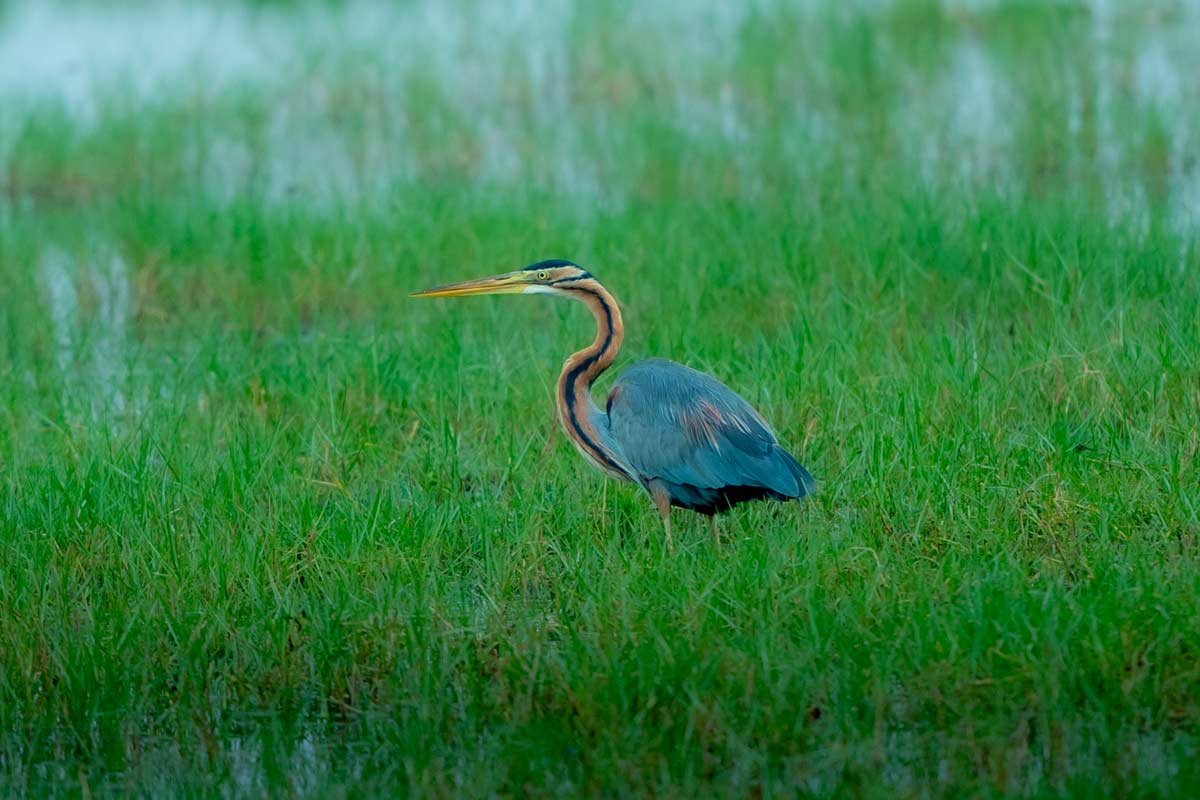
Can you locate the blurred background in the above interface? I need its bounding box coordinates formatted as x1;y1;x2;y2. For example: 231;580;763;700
2;0;1196;222
2;0;1196;423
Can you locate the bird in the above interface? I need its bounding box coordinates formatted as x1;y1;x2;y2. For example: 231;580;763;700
412;259;814;547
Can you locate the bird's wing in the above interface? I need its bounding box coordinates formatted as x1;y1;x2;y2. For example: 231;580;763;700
606;358;814;498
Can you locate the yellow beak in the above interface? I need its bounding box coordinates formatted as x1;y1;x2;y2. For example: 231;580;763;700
410;271;529;298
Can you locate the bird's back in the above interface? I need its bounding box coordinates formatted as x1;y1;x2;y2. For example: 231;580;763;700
605;358;814;514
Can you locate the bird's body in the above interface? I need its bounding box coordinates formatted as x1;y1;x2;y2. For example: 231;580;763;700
608;359;814;514
413;259;814;544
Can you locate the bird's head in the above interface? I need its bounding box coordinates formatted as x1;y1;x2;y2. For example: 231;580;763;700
411;259;593;299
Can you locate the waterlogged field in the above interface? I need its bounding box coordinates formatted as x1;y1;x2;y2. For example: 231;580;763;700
1;0;1199;796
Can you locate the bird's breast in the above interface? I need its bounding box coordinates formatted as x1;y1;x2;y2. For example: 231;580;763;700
556;409;635;482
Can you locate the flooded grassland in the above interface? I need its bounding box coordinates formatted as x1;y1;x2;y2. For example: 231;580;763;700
1;1;1199;796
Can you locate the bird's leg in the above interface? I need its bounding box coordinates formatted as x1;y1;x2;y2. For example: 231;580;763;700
601;477;608;531
539;418;558;459
708;516;720;545
648;480;673;552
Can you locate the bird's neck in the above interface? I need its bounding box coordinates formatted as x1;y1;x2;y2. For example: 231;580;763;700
555;279;628;478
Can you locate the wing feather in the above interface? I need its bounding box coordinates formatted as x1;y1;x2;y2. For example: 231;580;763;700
606;358;813;500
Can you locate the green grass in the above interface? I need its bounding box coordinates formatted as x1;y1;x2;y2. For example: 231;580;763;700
2;1;1199;796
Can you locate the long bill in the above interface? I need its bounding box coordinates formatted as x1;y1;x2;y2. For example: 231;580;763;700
410;271;530;298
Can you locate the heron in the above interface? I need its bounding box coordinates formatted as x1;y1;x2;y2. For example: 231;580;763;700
412;259;814;547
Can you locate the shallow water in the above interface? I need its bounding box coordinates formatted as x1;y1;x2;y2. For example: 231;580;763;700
3;0;1196;227
35;246;132;421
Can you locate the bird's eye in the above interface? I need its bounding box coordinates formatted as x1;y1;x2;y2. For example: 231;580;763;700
537;271;549;281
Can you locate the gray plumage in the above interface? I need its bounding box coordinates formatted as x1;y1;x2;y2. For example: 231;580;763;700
605;358;815;515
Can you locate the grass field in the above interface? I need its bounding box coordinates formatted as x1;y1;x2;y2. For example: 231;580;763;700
2;0;1199;796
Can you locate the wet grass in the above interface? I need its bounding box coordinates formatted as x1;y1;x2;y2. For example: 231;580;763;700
2;0;1199;796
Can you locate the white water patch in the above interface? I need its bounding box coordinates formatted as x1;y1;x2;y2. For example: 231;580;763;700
638;1;757;191
1086;5;1132;232
0;3;290;121
260;90;368;210
1134;39;1181;111
225;726;353;797
227;735;266;798
909;38;1015;191
1090;2;1200;239
945;41;1009;186
38;248;79;374
1133;30;1200;241
89;249;131;415
674;83;749;148
416;0;615;207
36;246;134;422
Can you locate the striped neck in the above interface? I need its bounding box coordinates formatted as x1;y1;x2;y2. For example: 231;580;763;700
554;278;629;479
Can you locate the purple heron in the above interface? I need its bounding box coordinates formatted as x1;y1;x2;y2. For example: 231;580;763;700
412;259;814;546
